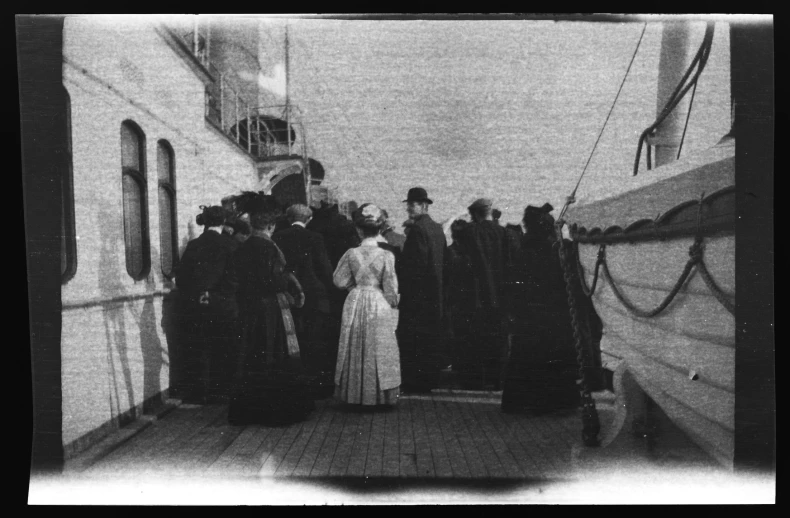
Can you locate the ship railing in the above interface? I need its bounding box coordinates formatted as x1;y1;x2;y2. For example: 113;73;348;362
205;74;307;160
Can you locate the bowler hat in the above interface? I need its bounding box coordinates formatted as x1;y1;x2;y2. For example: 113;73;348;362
404;187;433;204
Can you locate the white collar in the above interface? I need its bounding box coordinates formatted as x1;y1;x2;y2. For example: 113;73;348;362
375;234;387;243
361;237;380;246
291;221;307;228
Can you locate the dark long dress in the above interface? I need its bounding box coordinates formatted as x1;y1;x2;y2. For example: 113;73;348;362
456;220;514;390
228;235;314;426
174;229;239;402
501;236;582;413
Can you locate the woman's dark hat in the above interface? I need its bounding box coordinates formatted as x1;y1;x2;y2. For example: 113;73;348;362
404;187;433;204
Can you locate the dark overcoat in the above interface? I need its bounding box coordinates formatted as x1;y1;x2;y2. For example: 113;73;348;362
175;229;238;320
398;213;447;332
273;224;334;314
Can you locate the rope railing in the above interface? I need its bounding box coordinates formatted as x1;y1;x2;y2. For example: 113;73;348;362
577;196;735;317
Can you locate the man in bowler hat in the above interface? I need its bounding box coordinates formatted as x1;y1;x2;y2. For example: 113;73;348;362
398;187;448;392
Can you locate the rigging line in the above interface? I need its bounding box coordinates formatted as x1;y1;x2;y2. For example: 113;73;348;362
675;79;698;160
633;22;714;175
559;22;647;220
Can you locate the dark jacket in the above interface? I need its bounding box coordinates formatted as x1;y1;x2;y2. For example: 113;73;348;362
382;228;407;251
307;205;360;270
232;235;290;310
378;240;402;285
459;220;514;310
273;224;334;314
399;213;447;328
175;229;238;320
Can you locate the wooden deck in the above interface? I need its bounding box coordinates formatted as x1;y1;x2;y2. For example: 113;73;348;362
81;393;586;481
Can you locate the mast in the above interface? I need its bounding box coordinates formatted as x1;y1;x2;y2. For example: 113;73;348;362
649;21;695;167
285;21;291;156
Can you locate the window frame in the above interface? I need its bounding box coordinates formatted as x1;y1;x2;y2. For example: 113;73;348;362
61;90;77;284
120;120;151;281
156;139;178;280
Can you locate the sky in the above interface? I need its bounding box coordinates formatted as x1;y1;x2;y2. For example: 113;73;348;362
274;17;731;227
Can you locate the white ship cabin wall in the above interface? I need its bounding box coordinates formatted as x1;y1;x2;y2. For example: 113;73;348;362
60;15;262;458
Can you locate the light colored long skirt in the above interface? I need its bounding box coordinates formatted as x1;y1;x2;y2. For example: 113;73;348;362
335;286;401;405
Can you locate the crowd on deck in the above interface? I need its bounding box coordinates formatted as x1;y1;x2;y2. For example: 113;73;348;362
174;186;602;426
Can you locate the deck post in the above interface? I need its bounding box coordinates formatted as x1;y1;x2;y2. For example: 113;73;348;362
732;19;775;474
18;14;66;474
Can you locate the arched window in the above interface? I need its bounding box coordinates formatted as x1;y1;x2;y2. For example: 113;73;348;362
157;140;177;278
61;91;77;283
121;121;150;280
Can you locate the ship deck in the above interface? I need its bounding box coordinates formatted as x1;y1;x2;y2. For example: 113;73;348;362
28;390;770;504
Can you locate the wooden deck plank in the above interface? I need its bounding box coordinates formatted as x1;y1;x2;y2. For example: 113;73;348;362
421;398;454;478
457;402;508;478
485;410;545;478
324;410;355;476
499;412;562;476
448;401;488;478
205;426;261;474
382;407;400;477
310;407;344;477
147;406;229;473
346;410;374;476
471;406;526;479
97;406;209;470
257;422;306;477
409;397;436;478
183;422;243;474
434;400;472;478
274;405;328;476
528;414;573;474
364;409;386;477
292;406;335;476
229;426;285;476
398;399;418;478
166;414;231;474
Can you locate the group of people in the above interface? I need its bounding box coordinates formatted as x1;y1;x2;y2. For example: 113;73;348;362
174;186;602;427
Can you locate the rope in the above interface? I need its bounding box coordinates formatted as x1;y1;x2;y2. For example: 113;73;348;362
601;241;701;318
575;242;605;297
596;193;734;318
568;24;647;210
676;80;698;160
634;22;714;176
697;260;736;315
555;221;600;447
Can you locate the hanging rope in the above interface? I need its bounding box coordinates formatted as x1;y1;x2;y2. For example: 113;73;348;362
601;239;701;318
575;242;606;297
559;23;647;221
675;80;698;160
696;259;736;315
633;22;714;176
555;222;601;446
595;193;735;317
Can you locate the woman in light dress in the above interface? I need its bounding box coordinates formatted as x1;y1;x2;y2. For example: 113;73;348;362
333;204;401;406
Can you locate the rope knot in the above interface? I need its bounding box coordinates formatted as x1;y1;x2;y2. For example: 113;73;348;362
688;239;704;263
596;244;606;263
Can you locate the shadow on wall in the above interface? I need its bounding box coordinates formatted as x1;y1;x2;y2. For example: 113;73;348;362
136;244;166;413
97;203;135;426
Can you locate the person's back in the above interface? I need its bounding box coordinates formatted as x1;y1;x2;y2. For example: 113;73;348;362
273;222;333;311
333;206;400;406
461;219;509;309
